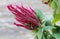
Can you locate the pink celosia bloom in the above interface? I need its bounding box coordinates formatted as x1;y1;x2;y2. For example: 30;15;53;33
7;4;41;30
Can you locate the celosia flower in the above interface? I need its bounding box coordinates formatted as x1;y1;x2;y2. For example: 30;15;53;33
7;4;42;30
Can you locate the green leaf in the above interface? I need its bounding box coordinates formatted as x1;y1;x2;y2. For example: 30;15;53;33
52;9;60;24
43;26;56;35
44;26;55;30
50;0;57;10
53;33;60;39
37;28;44;39
42;34;46;39
48;0;54;6
47;0;60;24
34;35;38;39
34;9;44;20
50;0;60;25
45;0;60;25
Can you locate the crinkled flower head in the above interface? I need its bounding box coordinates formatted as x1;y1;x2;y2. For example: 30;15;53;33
7;4;42;30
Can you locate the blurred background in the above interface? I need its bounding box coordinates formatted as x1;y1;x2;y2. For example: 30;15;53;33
0;0;53;39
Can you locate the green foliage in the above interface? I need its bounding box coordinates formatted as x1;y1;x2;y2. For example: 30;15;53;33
48;0;60;25
37;28;44;39
53;33;60;39
34;9;45;20
33;8;60;39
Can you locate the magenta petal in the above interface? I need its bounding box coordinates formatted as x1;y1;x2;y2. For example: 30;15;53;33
16;5;38;25
8;5;31;22
16;5;36;19
15;16;28;24
14;22;32;30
